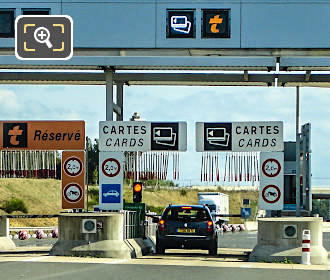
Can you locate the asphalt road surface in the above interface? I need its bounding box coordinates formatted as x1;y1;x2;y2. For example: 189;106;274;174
1;257;329;280
3;231;329;280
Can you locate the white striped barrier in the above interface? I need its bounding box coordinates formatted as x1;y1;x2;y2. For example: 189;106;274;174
301;229;311;265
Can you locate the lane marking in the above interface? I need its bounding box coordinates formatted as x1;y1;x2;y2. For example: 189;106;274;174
21;256;52;262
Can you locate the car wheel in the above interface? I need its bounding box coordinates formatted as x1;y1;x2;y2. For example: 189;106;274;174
208;238;218;256
156;242;165;254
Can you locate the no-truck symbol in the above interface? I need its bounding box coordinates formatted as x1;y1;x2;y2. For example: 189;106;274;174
262;158;281;177
64;156;83;177
102;158;121;177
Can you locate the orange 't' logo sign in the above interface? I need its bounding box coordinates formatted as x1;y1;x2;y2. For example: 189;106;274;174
8;125;23;146
209;15;223;33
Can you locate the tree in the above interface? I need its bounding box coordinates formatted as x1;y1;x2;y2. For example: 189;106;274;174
86;137;99;185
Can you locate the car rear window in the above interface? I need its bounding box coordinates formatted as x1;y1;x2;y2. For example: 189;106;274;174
163;207;210;222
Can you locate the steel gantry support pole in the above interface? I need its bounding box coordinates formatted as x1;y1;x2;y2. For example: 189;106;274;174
105;68;114;121
296;86;301;217
116;82;124;121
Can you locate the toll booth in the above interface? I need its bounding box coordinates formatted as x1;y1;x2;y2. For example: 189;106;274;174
280;123;312;216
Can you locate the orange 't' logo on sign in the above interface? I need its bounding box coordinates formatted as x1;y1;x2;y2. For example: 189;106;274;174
209;15;223;33
8;125;23;145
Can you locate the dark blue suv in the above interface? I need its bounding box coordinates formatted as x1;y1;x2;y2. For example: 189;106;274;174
154;205;218;255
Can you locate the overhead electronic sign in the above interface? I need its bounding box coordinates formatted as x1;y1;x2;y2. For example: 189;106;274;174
167;10;195;38
202;9;230;38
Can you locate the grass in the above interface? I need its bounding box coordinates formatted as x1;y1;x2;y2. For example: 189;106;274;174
0;178;61;227
0;178;259;226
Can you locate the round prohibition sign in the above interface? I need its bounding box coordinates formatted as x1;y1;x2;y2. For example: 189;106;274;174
64;156;83;177
262;185;281;204
63;183;83;203
262;158;281;177
102;158;121;177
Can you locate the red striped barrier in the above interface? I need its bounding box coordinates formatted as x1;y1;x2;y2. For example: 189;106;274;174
301;229;311;265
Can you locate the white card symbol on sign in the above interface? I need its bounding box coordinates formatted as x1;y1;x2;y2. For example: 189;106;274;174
102;158;121;177
262;158;281;177
206;127;230;147
153;127;176;146
64;157;83;177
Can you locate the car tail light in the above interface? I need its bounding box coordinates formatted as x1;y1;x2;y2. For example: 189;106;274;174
181;206;192;210
158;219;165;231
207;221;213;232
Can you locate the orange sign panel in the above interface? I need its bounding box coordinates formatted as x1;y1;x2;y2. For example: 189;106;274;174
0;121;85;150
62;150;85;209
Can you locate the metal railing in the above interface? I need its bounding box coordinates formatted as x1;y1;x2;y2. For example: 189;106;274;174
145;212;158;237
10;227;55;232
123;210;139;239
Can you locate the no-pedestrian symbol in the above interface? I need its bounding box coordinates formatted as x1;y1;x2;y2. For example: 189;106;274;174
262;185;281;204
262;158;281;177
63;183;83;203
102;158;121;177
64;156;83;177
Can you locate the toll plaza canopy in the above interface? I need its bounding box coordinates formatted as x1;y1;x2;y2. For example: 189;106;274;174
0;0;329;87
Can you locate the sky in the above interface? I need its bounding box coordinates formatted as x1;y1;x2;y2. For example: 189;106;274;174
1;82;330;187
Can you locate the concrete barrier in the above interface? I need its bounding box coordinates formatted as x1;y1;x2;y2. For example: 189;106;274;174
50;213;151;259
249;217;328;265
0;217;16;250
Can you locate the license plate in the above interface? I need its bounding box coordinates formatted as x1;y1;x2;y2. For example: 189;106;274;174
177;228;195;233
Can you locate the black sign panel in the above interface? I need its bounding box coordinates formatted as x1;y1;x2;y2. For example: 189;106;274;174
3;123;28;148
204;122;232;151
151;122;179;151
202;9;230;38
167;10;195;38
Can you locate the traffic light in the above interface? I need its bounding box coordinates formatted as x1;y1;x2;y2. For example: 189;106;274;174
133;182;143;203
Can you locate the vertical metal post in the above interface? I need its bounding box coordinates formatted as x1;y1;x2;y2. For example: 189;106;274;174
105;69;114;121
302;125;307;210
116;82;124;121
296;86;301;217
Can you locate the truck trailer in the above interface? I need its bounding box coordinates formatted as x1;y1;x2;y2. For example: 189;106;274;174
197;192;229;223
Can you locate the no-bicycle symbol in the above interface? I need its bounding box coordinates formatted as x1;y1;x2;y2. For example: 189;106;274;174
102;158;121;177
262;185;281;204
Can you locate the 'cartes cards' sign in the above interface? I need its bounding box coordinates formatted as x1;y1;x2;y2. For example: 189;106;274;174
196;121;283;152
99;121;187;152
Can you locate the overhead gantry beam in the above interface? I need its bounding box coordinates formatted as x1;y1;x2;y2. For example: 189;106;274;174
0;72;330;87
